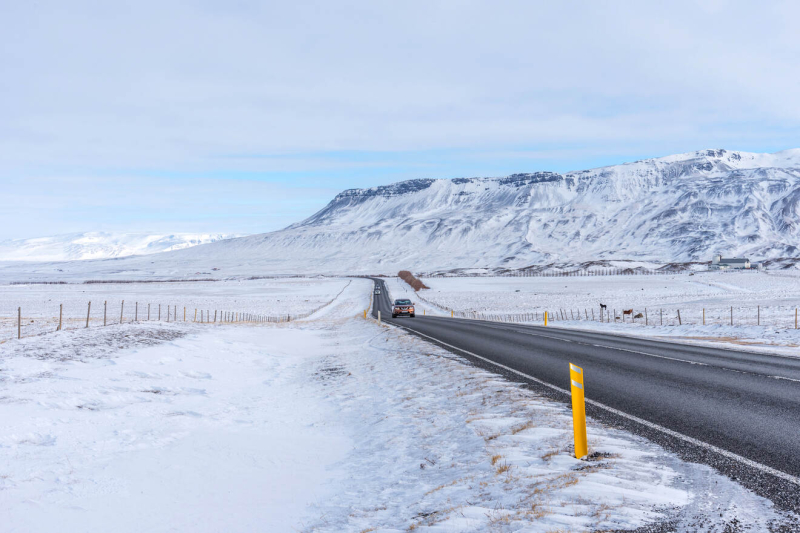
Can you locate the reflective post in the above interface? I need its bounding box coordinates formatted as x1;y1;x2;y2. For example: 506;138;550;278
569;362;588;459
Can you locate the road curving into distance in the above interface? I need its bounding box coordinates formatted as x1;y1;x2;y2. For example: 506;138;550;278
369;278;800;512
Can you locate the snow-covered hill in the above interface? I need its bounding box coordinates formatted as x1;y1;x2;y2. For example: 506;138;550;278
2;148;799;281
0;232;240;262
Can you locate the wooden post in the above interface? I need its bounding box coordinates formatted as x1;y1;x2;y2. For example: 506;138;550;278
174;306;177;322
677;309;682;325
86;301;91;328
148;303;151;320
18;307;21;339
135;302;138;321
57;303;63;331
585;309;588;320
158;304;161;321
613;309;616;322
645;308;648;325
703;308;705;326
730;306;733;326
591;308;594;320
571;310;574;320
660;308;663;326
214;310;217;323
104;301;107;326
194;308;197;322
184;307;186;321
757;305;760;326
120;301;124;324
796;308;798;330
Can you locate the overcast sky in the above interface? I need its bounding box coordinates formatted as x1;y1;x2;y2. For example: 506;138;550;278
2;0;799;240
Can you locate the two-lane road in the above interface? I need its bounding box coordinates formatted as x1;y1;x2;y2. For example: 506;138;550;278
370;279;800;510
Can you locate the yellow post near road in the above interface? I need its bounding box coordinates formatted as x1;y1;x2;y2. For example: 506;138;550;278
364;309;367;319
569;362;588;459
544;310;548;326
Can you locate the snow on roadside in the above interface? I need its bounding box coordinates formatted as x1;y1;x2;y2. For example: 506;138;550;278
0;279;794;531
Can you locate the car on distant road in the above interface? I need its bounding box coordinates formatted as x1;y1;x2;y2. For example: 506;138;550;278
392;299;415;318
374;288;381;294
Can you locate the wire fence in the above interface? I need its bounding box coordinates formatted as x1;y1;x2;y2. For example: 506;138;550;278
0;281;352;343
423;267;763;278
415;292;800;329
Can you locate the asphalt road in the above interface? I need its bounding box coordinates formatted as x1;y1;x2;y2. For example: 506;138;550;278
370;279;800;510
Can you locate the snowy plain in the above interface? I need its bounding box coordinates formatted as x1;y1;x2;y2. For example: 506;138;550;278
412;270;800;356
1;277;796;531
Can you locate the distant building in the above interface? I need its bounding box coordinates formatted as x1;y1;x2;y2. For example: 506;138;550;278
711;254;757;270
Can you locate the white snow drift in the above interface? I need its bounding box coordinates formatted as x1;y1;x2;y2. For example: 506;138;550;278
0;278;793;532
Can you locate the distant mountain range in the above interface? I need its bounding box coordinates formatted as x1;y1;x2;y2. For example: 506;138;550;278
2;148;799;281
0;232;240;262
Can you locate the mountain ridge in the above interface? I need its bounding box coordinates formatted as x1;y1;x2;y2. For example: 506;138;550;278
0;232;241;262
1;148;799;281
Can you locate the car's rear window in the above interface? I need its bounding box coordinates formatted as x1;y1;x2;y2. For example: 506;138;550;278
395;299;412;305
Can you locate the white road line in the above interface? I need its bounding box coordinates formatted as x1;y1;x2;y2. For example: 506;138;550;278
462;321;800;383
393;322;800;487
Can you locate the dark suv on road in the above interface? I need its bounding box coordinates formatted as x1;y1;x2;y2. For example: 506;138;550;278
392;299;415;318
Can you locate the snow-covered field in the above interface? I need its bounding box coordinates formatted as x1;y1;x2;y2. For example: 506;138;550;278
0;278;350;344
1;277;796;531
414;270;800;354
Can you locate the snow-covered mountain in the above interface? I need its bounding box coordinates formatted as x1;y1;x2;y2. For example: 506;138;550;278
2;148;799;281
0;232;240;262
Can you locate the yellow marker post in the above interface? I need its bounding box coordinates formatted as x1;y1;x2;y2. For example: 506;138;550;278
544;310;548;326
569;363;588;459
364;309;367;319
451;310;454;318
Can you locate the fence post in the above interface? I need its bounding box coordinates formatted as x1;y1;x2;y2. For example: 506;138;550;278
645;308;648;326
135;302;138;322
18;307;21;339
86;301;91;328
730;306;733;326
158;304;161;321
120;301;124;324
194;308;197;322
148;303;150;320
57;304;63;331
703;308;705;326
184;307;186;321
677;309;682;325
104;301;107;326
661;308;663;326
378;310;381;324
796;308;798;330
214;310;217;323
758;305;760;326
